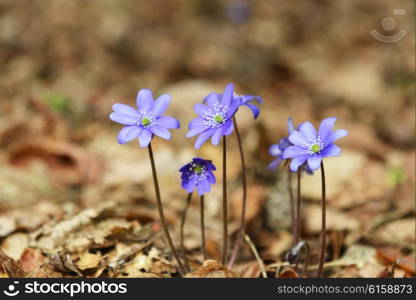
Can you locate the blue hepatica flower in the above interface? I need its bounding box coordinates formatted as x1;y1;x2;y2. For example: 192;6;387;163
109;89;180;148
204;91;263;119
282;117;348;172
179;158;216;195
186;83;239;149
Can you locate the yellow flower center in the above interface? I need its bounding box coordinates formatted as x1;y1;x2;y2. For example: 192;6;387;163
141;118;151;126
194;165;203;174
311;144;321;153
214;114;224;123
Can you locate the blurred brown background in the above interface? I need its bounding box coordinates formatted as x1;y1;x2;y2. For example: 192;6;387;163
0;0;414;277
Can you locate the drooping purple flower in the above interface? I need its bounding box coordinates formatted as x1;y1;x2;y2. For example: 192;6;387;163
268;118;315;174
236;94;263;119
268;137;292;170
109;89;180;148
268;117;295;170
186;83;239;149
282;117;348;172
179;158;216;195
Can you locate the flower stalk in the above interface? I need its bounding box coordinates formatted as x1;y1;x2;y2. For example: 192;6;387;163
148;143;185;275
200;194;207;260
317;161;326;277
288;169;296;244
221;136;228;265
228;116;247;268
180;192;193;272
295;170;302;244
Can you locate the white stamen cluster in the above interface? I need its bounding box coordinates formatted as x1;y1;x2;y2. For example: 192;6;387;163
136;111;156;128
202;103;228;128
304;136;325;155
188;163;208;183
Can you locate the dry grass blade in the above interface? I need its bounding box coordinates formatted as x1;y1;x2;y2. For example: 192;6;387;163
244;234;267;278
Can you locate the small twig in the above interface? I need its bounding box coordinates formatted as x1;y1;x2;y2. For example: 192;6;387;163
307;259;350;270
25;263;48;278
274;261;287;278
267;259;351;271
244;234;267;278
112;232;163;270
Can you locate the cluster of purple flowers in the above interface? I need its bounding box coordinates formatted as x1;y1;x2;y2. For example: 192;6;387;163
109;84;263;196
109;83;347;276
109;84;348;192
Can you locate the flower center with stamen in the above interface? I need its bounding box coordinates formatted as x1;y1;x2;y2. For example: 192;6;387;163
189;163;207;183
305;137;325;155
311;144;321;153
194;165;203;174
141;118;150;126
214;115;224;123
136;111;156;128
203;103;228;128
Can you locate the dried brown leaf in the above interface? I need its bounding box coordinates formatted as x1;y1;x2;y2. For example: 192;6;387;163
279;268;301;278
376;248;415;276
8;138;102;185
20;248;47;274
184;260;237;278
49;253;83;277
76;252;102;270
0;249;25;277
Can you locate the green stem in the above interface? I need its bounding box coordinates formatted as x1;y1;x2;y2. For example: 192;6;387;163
221;136;228;265
180;192;192;272
148;143;185;275
317;161;326;277
227;116;247;268
200;194;207;260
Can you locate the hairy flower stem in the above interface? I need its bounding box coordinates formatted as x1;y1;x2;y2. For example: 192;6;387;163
227;117;247;268
200;195;207;261
288;170;296;245
148;144;185;275
295;170;302;244
180;192;193;272
317;161;326;277
221;136;228;265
